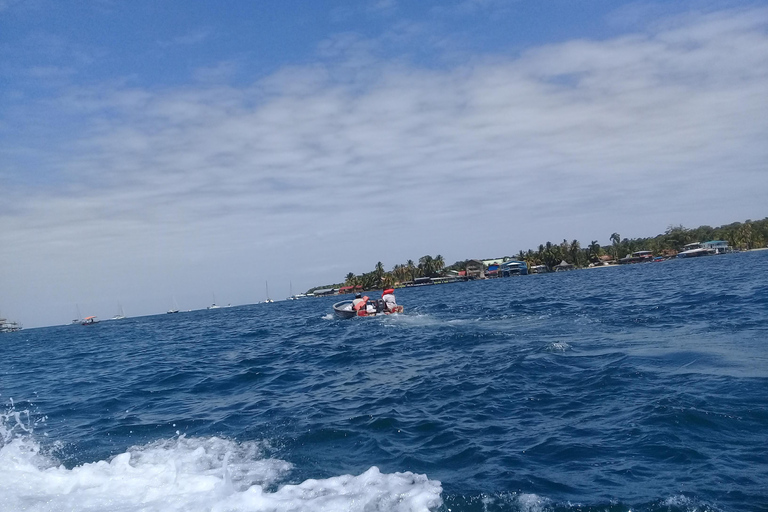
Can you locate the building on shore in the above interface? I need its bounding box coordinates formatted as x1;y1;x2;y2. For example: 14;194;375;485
465;260;485;279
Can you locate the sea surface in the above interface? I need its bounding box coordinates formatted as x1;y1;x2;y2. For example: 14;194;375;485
2;251;767;512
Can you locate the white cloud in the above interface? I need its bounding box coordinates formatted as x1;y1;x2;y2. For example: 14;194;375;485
2;6;767;326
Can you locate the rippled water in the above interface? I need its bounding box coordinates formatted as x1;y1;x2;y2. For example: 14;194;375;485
2;251;767;512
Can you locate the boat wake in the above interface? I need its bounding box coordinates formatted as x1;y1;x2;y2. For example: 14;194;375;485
0;409;442;512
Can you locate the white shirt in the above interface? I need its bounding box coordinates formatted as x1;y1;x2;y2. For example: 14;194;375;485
382;293;397;311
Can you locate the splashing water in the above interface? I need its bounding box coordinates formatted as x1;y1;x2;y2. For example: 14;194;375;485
0;411;442;512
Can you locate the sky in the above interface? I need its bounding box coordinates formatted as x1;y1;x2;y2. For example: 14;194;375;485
1;0;767;327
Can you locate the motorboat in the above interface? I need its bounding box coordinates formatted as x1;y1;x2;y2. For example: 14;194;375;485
208;293;222;309
619;251;654;264
333;298;403;319
1;317;21;333
677;243;713;258
81;316;99;325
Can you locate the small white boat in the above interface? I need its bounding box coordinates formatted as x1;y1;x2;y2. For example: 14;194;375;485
167;296;180;314
208;294;222;309
1;317;22;333
677;243;713;258
112;303;126;320
72;304;82;324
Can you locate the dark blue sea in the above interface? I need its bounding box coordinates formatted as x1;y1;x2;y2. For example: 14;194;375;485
2;251;767;512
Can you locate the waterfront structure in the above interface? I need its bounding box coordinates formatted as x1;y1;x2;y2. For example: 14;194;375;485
500;260;528;276
619;251;654;264
702;240;731;254
465;260;485;279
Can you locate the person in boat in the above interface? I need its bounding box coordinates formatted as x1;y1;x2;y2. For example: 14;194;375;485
352;293;367;311
381;288;399;313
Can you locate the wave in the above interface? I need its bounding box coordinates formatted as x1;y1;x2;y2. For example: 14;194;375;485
0;410;442;512
1;408;735;512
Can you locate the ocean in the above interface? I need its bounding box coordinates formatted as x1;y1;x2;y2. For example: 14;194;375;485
2;251;767;512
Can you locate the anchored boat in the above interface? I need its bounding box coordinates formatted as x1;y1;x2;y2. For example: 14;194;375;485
1;317;21;332
81;316;99;325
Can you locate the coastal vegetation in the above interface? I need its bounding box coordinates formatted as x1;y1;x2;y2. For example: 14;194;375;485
307;218;767;294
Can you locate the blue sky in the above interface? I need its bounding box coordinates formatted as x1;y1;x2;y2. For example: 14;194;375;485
2;0;767;327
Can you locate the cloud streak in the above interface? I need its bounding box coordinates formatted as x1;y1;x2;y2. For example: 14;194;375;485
2;6;767;326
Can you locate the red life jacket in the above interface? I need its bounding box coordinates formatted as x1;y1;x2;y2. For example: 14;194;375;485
353;296;369;311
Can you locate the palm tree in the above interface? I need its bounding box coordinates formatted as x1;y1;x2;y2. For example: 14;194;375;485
588;240;601;262
374;261;385;285
345;272;356;286
381;273;396;289
406;259;416;281
419;255;434;277
569;239;581;266
610;233;621;261
434;254;445;275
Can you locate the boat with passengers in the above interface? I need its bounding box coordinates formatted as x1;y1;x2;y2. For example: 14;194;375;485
333;289;404;319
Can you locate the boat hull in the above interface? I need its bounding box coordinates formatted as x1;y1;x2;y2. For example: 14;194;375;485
333;300;403;319
333;300;357;319
677;248;712;258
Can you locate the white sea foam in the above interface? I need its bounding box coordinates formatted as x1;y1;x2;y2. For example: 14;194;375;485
546;341;571;353
661;494;722;511
516;493;550;512
0;412;442;512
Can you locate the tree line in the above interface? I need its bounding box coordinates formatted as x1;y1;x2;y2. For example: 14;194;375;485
307;218;767;293
306;255;446;294
498;218;767;269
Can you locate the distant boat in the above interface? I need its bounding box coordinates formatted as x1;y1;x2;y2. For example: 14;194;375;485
111;303;126;320
81;316;99;326
167;296;180;314
619;251;654;264
208;293;222;309
1;316;22;333
287;281;296;300
677;243;713;258
264;281;274;303
72;304;82;324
